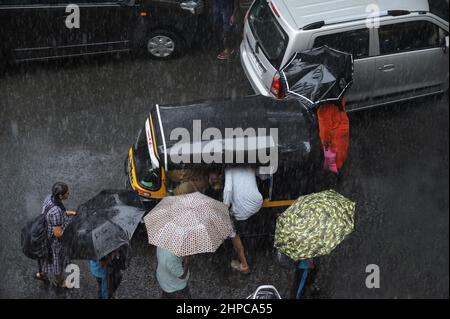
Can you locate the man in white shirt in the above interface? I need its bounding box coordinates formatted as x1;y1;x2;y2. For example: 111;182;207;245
223;167;263;220
223;167;263;274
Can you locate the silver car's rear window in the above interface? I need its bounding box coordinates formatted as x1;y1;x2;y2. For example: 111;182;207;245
248;0;289;68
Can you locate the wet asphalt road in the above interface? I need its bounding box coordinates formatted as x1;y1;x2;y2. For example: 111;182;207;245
0;41;448;299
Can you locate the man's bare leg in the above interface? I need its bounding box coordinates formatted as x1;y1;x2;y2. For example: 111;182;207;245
231;235;250;273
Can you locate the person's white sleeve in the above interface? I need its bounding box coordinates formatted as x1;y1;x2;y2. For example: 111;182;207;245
223;169;233;207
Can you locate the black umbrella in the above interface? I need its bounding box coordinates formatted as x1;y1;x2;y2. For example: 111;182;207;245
281;46;353;105
61;190;145;260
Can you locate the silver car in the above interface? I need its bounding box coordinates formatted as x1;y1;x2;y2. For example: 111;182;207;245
240;0;449;111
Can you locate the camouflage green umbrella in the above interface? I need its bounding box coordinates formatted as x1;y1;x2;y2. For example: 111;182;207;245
274;190;355;260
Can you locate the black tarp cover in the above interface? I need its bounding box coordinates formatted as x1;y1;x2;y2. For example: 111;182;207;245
148;95;320;171
281;46;354;105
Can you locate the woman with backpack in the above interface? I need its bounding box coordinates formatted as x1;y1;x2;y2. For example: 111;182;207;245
35;182;77;287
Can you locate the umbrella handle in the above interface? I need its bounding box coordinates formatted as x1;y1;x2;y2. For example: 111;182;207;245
296;269;309;299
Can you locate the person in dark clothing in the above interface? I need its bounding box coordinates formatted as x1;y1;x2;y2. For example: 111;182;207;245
213;0;240;60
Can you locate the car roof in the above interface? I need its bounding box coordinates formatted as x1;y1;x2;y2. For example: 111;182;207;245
273;0;430;29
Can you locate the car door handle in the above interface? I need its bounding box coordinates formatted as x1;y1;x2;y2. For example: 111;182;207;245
378;64;395;72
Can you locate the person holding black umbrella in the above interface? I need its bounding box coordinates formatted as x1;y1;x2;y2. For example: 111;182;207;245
60;190;144;296
90;246;128;299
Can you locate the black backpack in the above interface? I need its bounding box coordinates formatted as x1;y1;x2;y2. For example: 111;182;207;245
20;203;54;261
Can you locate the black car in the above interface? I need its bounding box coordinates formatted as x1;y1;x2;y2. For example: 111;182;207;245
0;0;204;65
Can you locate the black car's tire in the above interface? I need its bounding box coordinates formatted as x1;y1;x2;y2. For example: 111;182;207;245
144;29;185;60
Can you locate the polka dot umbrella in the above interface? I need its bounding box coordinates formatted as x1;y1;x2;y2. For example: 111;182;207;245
144;192;233;257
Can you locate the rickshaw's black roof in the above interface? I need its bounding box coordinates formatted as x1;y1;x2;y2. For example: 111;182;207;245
149;95;319;170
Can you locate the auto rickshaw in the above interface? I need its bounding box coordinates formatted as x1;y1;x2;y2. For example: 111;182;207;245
125;94;324;211
125;46;352;244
